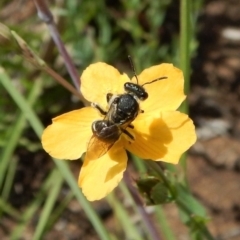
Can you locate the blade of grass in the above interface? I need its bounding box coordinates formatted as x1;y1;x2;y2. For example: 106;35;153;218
154;207;176;240
0;68;111;240
53;161;112;240
32;168;64;240
1;157;17;201
108;193;143;240
10;167;60;240
45;192;74;232
0;78;42;191
118;182;147;236
179;0;192;184
0;198;21;220
180;0;191;98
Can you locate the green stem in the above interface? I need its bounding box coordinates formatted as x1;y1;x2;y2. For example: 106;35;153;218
146;161;214;240
107;192;143;240
0;79;42;191
179;0;191;185
180;0;191;98
124;169;161;240
176;199;214;240
147;161;176;198
33;169;64;240
131;158;176;240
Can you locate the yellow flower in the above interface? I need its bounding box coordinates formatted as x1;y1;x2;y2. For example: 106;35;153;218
41;62;196;201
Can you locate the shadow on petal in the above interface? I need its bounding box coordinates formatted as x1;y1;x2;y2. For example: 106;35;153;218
101;140;127;182
155;111;197;163
105;160;126;182
79;141;127;201
124;111;195;163
124;116;172;160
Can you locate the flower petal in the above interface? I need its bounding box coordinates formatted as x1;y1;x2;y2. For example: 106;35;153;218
124;111;196;164
81;62;130;108
123;115;169;160
79;141;127;201
42;107;98;160
135;64;185;113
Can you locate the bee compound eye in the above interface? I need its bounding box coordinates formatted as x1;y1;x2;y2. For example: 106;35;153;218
124;82;135;92
140;91;148;100
124;82;128;91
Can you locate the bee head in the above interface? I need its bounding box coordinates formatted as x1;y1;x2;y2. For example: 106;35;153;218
124;82;148;101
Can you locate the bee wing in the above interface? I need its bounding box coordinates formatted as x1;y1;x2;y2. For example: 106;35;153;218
86;96;120;160
86;135;115;161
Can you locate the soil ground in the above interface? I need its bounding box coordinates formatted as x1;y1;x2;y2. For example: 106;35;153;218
188;0;240;239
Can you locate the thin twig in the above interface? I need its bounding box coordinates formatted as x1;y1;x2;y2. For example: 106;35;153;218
124;169;161;240
33;0;80;90
10;26;85;101
43;66;83;99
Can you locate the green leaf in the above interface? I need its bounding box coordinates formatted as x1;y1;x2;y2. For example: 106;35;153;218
136;175;174;205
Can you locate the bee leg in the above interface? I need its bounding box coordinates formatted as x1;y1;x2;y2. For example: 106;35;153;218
121;128;134;140
106;93;113;103
128;124;134;129
91;103;107;115
140;109;144;113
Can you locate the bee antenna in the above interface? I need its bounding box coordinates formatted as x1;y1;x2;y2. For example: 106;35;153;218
128;55;139;84
142;77;167;87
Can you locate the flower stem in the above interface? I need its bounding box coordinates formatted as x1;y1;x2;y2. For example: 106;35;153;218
33;0;80;90
180;0;191;98
43;65;82;98
176;199;215;240
43;65;88;104
179;0;192;186
124;169;161;240
146;161;176;197
146;161;214;240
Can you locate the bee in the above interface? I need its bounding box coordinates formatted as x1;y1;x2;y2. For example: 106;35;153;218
86;58;167;160
86;96;131;161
